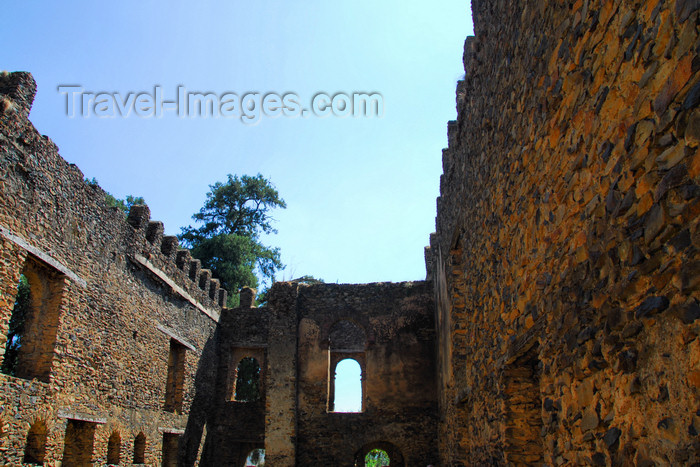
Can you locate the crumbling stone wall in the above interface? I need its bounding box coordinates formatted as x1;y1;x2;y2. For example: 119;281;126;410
294;282;438;467
200;291;268;466
210;281;438;467
0;72;225;465
427;0;700;465
0;71;439;466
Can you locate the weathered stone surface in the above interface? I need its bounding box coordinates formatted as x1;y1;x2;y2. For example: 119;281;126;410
203;281;437;466
2;0;700;464
0;75;224;465
604;426;621;450
426;0;700;464
635;296;670;319
681;301;700;324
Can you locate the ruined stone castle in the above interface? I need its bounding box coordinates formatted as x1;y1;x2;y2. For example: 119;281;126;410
1;0;699;465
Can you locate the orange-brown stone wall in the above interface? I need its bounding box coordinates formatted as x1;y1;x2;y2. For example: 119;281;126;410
427;0;700;465
0;72;224;466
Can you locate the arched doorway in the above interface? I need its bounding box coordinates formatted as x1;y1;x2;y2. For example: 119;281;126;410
365;448;390;466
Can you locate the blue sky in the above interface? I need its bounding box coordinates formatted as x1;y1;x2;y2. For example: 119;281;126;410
2;2;473;286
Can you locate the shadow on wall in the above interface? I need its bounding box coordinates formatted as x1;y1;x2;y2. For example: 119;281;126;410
178;325;221;466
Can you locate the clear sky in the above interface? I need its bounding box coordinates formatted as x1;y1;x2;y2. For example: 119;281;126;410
2;1;473;286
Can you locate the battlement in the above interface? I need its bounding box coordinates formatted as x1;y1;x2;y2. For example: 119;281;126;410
0;71;36;119
126;205;228;310
0;70;228;320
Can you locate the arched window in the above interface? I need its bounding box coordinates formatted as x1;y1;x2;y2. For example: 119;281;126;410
244;448;265;466
23;420;47;465
133;432;146;464
365;448;390;466
234;357;261;402
107;431;121;465
328;320;366;413
333;358;362;412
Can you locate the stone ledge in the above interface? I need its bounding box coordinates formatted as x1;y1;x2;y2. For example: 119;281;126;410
156;324;197;352
0;225;87;288
57;410;107;424
133;254;220;322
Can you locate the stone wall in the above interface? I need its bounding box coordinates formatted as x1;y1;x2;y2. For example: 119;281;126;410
0;72;225;465
294;281;438;467
427;0;700;465
0;71;439;466
8;0;698;463
200;291;268;465
210;281;438;466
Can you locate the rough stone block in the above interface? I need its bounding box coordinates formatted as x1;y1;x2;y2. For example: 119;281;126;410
127;205;150;229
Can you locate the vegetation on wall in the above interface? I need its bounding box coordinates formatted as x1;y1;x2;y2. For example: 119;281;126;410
85;177;146;213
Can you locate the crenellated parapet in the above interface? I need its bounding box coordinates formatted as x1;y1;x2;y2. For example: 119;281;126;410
125;204;228;312
0;70;228;319
0;69;226;465
0;71;36;119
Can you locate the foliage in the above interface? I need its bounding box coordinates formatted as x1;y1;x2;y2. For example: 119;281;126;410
85;177;146;213
365;449;390;467
235;357;261;402
179;174;286;306
106;194;146;213
292;275;325;284
182;174;286;238
1;274;30;376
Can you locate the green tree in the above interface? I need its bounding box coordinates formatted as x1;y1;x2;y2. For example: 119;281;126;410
107;194;146;213
179;174;286;306
1;274;30;376
235;357;261;402
365;449;390;467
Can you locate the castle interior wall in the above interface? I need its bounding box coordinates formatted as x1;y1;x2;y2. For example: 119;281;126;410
427;0;700;465
0;73;225;465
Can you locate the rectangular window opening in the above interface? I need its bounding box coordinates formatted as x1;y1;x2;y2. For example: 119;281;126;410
503;343;543;465
164;339;187;413
2;256;65;382
62;419;97;466
161;433;180;467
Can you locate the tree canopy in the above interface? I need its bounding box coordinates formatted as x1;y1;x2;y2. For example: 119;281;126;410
108;194;146;213
178;174;286;306
235;356;261;402
365;449;390;466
